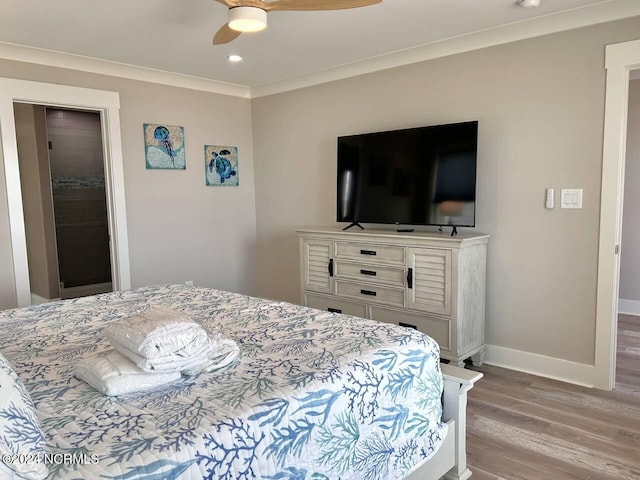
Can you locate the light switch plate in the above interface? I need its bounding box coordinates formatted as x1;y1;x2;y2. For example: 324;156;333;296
560;189;583;209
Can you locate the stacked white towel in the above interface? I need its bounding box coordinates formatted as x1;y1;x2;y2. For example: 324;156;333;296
75;307;240;396
103;307;211;372
103;307;209;360
75;350;182;396
182;339;240;376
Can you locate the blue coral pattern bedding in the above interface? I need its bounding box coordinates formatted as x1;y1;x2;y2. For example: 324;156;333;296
0;285;446;479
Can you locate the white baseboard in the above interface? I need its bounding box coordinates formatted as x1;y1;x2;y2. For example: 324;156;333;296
618;299;640;316
30;293;60;305
483;344;596;388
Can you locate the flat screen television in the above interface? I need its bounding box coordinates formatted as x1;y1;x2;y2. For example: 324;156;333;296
337;121;478;228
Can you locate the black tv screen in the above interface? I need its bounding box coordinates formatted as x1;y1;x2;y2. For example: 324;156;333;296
337;121;478;227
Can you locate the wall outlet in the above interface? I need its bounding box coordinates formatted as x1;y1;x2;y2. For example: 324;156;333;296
185;280;194;287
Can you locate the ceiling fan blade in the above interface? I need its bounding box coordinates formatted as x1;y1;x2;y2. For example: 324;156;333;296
264;0;381;12
212;0;243;7
213;24;242;45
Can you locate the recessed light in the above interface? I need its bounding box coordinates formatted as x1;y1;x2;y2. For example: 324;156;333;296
518;0;540;7
228;55;243;63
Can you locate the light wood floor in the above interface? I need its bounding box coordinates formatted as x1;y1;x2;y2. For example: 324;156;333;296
465;315;640;480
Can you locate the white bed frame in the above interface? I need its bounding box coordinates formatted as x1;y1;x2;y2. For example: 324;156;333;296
407;364;483;480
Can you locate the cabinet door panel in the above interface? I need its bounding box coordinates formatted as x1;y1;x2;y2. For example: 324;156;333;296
303;239;333;294
408;247;451;315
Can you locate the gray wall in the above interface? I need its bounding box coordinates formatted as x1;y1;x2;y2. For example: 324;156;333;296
0;131;15;307
14;104;58;299
620;80;640;303
251;16;640;366
0;60;257;309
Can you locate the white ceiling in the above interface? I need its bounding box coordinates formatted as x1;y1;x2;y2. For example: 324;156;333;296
0;0;638;93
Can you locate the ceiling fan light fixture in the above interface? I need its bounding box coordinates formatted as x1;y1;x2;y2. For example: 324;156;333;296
228;7;267;33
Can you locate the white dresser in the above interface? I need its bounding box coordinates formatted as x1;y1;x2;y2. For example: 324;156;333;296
297;228;489;366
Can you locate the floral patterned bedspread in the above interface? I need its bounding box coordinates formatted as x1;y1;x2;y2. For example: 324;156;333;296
0;285;446;480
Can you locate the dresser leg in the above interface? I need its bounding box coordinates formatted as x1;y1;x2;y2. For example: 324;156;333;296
471;347;486;367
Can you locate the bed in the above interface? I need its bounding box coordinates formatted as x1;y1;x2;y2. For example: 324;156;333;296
0;284;481;480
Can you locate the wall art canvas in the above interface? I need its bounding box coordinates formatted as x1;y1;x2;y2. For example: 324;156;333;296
205;145;239;186
144;123;186;169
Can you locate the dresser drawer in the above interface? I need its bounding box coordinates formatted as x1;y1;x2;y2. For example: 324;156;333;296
369;306;450;351
305;293;367;318
335;280;405;308
334;261;406;287
334;241;405;265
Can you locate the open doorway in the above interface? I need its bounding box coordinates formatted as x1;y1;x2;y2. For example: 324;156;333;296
0;78;130;308
616;73;640;389
14;104;113;302
595;39;640;390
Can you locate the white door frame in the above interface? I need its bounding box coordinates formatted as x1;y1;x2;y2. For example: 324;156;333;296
0;78;131;307
595;39;640;390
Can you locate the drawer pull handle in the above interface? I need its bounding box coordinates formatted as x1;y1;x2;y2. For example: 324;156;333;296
399;322;417;330
360;269;377;276
328;307;342;313
360;249;377;256
407;268;413;289
328;259;334;277
360;289;377;297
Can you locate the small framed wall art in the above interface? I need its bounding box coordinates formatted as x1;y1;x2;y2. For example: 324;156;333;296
144;123;186;169
205;145;238;186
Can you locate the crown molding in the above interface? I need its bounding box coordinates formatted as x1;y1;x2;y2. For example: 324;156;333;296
0;42;251;98
1;1;638;99
250;0;640;98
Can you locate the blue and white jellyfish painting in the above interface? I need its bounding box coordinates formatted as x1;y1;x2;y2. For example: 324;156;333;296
205;145;239;186
144;123;186;169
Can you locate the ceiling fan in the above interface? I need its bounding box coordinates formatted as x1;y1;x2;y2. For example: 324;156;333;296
212;0;382;45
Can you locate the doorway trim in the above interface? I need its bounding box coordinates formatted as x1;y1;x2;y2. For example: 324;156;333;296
0;78;131;307
595;39;640;390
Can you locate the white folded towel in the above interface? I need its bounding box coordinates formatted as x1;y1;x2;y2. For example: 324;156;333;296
182;339;240;376
103;307;208;358
75;350;181;396
112;342;212;373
